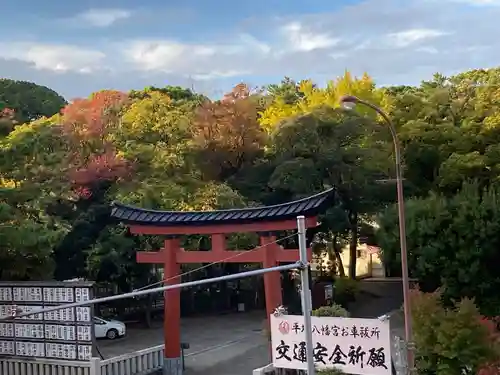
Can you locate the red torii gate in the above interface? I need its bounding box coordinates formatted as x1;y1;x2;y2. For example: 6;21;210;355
110;188;334;375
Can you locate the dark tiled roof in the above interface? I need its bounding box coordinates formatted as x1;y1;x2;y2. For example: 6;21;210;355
110;188;335;226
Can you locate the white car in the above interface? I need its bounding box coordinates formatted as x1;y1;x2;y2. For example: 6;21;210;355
93;317;126;340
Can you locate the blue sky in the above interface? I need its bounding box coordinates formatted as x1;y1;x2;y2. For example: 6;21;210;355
1;0;499;99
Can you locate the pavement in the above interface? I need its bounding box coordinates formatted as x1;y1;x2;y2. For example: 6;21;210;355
184;344;270;375
97;279;406;375
97;310;270;375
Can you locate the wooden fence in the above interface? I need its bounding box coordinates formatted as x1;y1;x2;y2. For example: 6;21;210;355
0;344;164;375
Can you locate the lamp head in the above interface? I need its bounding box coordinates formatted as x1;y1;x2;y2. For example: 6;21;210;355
339;95;359;110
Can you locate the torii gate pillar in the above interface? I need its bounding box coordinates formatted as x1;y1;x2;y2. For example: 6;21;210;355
163;238;182;374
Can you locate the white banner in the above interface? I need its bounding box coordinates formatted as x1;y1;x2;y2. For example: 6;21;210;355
270;314;392;375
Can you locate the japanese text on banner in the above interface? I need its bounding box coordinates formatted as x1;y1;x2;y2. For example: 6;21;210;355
270;314;391;375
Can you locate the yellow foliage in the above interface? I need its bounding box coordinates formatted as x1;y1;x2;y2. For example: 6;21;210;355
259;71;389;133
0;178;17;188
120;91;174;137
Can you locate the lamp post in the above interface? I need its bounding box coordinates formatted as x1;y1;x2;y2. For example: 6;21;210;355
339;95;414;373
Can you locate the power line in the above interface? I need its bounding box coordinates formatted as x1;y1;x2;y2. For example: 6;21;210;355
0;262;303;321
0;232;303;320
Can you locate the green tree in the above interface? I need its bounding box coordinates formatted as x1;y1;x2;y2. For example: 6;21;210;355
0;79;66;125
0;189;66;280
270;106;393;278
378;181;500;315
387;68;500;196
266;77;305;105
0;116;70;280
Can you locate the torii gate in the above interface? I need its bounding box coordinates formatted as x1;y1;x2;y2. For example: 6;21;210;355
110;188;335;375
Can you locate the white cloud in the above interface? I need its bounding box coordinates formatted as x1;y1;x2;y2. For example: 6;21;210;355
281;22;340;52
238;34;271;54
124;40;218;72
2;0;500;98
386;28;449;48
416;46;439;54
73;8;131;27
192;70;251;80
0;43;106;73
122;37;267;78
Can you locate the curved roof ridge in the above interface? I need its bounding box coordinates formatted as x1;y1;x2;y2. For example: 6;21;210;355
111;188;334;214
110;188;335;226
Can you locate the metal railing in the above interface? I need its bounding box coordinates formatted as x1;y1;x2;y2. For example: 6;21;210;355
0;344;165;375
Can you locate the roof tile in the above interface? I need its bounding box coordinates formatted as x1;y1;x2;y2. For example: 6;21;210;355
110;188;335;226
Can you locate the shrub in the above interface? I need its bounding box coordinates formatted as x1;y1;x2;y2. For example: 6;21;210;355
313;303;350;318
478;362;500;375
477;318;500;375
334;277;359;307
410;289;500;375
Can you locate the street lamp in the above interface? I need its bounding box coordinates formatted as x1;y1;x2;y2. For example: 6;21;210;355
339;95;414;372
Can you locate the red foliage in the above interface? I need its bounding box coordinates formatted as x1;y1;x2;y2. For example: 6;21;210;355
61;91;131;193
74;186;93;199
69;149;129;188
0;107;15;119
0;107;17;134
192;83;265;180
478;363;500;375
221;82;251;102
479;317;500;344
478;317;500;375
409;288;500;374
62;90;129;142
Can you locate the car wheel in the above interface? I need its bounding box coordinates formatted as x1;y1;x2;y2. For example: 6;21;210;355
106;329;118;340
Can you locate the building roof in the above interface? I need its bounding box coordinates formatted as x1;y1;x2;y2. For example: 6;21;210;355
110;188;335;227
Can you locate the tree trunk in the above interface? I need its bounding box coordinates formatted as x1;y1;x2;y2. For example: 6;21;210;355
332;234;345;277
348;210;358;280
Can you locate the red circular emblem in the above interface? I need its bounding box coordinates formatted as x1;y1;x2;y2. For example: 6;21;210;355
278;321;290;334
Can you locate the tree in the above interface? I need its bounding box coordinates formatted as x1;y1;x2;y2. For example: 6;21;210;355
266;77;304;105
4;66;500;320
129;85;206;105
260;72;393;278
52;90;132;280
0;108;16;136
410;289;499;375
386;68;500;197
0;79;66;125
0;115;70;280
377;181;500;315
191;84;266;181
61;90;130;194
0;188;66;280
259;71;387;133
270;106;393;278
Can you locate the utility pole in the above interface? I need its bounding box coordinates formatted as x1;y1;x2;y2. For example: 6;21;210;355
297;215;315;375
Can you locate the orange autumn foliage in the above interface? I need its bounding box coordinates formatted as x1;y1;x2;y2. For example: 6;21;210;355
192;84;266;180
61;91;131;196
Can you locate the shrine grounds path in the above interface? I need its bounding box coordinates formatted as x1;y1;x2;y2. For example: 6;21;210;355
98;310;270;374
98;279;406;375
